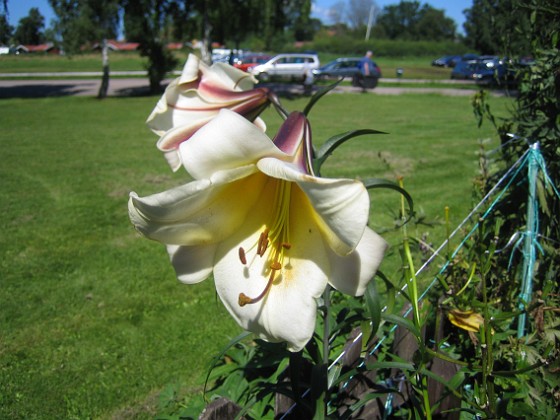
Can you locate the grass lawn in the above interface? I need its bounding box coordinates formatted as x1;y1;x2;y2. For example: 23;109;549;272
0;91;512;418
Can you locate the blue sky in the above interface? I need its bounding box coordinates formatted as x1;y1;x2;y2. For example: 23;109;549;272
312;0;471;32
7;0;472;35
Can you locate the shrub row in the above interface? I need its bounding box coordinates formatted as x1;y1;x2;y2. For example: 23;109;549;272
284;35;473;57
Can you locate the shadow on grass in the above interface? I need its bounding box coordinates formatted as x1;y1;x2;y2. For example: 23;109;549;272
0;82;99;98
0;79;169;99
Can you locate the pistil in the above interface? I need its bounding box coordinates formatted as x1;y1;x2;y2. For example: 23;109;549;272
238;262;279;307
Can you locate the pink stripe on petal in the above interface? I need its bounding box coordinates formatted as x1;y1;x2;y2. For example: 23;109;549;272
273;112;313;173
157;122;206;151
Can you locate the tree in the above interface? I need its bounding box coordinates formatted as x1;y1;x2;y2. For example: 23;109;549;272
14;7;45;44
463;0;531;55
0;13;13;44
414;7;455;41
289;0;313;41
375;1;455;41
122;0;178;93
49;0;120;98
347;0;377;30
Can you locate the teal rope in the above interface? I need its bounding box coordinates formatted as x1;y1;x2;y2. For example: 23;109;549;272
331;142;559;396
516;144;540;338
516;143;555;338
362;149;532;358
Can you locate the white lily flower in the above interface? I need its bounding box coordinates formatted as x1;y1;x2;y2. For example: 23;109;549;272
129;109;387;351
146;54;273;171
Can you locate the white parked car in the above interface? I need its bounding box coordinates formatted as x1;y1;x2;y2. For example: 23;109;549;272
250;53;320;82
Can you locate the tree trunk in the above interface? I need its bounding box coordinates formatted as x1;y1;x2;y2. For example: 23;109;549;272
97;38;110;99
200;3;212;65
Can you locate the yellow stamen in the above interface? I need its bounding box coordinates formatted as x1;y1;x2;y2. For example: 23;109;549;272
238;180;293;307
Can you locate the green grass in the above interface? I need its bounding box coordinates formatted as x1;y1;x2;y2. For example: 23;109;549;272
0;92;512;418
0;52;189;74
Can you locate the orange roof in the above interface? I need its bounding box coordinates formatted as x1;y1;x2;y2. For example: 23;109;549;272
107;40;140;51
23;43;55;52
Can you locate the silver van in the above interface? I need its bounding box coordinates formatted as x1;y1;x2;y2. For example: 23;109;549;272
250;53;320;82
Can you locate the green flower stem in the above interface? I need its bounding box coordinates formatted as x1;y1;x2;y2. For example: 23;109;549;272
398;177;432;420
322;285;330;416
399;178;421;331
480;262;496;417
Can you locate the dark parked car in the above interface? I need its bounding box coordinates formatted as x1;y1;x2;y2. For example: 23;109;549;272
473;57;518;87
450;60;478;80
432;55;462;67
312;57;381;82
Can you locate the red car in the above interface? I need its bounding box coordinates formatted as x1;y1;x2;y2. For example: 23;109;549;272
234;54;271;72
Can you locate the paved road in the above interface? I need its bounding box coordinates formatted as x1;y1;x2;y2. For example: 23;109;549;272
0;77;162;98
0;76;513;99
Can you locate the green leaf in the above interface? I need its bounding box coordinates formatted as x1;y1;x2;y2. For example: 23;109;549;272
313;129;386;174
376;270;397;313
303;78;344;116
327;363;342;389
382;313;422;339
364;280;382;343
203;331;252;397
365;360;415;371
362;178;414;221
349;391;394;412
419;367;465;400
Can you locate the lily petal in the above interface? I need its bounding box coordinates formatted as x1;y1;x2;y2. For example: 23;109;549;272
327;227;388;296
167;243;217;284
257;157;369;255
128;167;266;245
157;117;212;153
180;109;286;180
203;61;257;91
177;54;203;85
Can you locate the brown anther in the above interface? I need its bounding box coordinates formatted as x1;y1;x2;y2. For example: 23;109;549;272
281;242;292;249
257;229;269;256
238;293;252;307
237;271;276;307
258;239;269;256
270;261;282;270
238;247;247;265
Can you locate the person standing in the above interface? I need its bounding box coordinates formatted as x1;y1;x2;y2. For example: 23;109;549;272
357;50;378;92
302;58;314;96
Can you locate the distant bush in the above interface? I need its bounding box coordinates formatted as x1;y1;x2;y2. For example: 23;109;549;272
285;34;472;57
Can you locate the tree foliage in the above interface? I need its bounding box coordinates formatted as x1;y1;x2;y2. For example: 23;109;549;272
14;7;45;44
0;13;13;44
375;1;456;41
49;0;119;53
122;0;178;93
463;0;531;55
